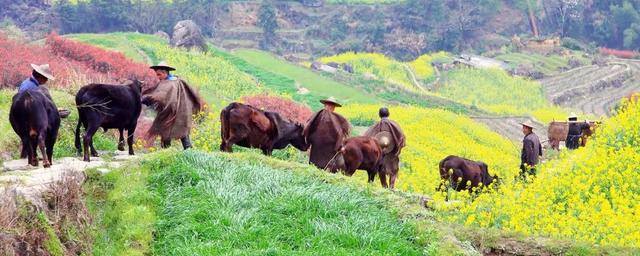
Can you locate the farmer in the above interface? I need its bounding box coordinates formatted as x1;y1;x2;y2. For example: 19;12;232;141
364;107;405;189
520;120;542;178
566;112;590;150
142;61;204;150
18;64;55;94
17;64;69;118
303;97;351;172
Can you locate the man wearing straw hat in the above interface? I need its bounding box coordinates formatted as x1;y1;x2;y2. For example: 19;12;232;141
17;64;70;118
143;61;204;150
520;120;542;177
364;107;405;189
303;97;351;172
566;112;590;150
18;64;55;94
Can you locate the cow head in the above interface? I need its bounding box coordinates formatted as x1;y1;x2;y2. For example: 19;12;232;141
289;122;310;151
264;112;309;151
126;79;144;96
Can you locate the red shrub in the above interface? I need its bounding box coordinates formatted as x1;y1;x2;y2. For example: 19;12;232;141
240;94;313;124
599;47;638;59
46;33;157;83
0;33;72;88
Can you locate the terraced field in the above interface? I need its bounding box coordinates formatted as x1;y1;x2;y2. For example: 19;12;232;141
471;116;547;143
540;60;639;117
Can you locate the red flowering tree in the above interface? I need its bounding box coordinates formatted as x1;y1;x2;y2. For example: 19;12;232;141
0;33;74;89
240;94;313;124
46;33;157;83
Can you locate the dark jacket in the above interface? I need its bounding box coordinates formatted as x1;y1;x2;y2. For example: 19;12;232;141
566;122;590;150
521;132;542;166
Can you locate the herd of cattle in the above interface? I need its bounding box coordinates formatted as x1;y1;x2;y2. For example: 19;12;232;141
8;81;598;196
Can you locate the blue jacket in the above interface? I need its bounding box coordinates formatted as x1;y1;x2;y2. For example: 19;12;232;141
18;77;40;93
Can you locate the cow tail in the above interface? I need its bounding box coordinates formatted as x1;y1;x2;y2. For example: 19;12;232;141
220;104;231;149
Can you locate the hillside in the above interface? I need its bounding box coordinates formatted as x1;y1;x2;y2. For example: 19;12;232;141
2;30;640;255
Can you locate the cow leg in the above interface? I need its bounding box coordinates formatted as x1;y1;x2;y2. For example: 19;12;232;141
117;128;125;151
20;142;27;159
22;136;35;166
261;147;273;156
389;172;398;190
29;136;38;167
83;125;99;162
38;134;50;168
378;171;388;188
367;170;376;183
180;136;192;150
161;139;171;149
127;127;135;155
46;129;58;166
90;142;99;157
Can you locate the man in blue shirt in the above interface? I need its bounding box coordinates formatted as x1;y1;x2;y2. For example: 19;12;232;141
18;64;56;93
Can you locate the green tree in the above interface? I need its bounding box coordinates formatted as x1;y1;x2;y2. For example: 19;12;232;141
258;1;278;49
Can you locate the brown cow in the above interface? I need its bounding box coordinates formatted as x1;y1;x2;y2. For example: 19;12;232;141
548;121;598;150
437;155;498;200
220;102;309;155
338;136;383;185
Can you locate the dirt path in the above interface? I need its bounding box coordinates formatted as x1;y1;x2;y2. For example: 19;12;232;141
0;151;137;207
471;116;547;142
403;64;428;93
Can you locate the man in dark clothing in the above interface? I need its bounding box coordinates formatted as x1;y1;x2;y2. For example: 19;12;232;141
566;113;590;150
18;64;54;93
364;107;406;189
520;121;542;178
303;97;351;172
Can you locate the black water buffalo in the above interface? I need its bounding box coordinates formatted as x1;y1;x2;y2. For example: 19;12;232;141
220;102;309;155
437;155;498;199
75;80;143;162
9;89;61;167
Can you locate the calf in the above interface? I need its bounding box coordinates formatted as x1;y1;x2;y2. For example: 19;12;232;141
75;80;143;162
438;155;498;200
339;136;383;184
9;89;61;167
220;102;308;155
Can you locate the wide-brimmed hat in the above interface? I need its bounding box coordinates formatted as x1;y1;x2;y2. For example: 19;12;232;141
150;61;176;71
30;64;55;81
320;96;342;107
568;112;578;119
375;131;395;154
520;120;535;129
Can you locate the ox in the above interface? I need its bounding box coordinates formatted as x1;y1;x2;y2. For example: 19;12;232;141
548;121;598;150
338;136;384;186
9;89;61;167
437;155;498;200
75;80;143;162
220;102;308;155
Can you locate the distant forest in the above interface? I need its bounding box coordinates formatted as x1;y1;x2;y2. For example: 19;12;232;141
3;0;640;54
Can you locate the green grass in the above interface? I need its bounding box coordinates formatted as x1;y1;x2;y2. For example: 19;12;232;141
86;160;157;256
208;46;324;108
68;33;154;63
232;48;379;110
88;150;441;255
